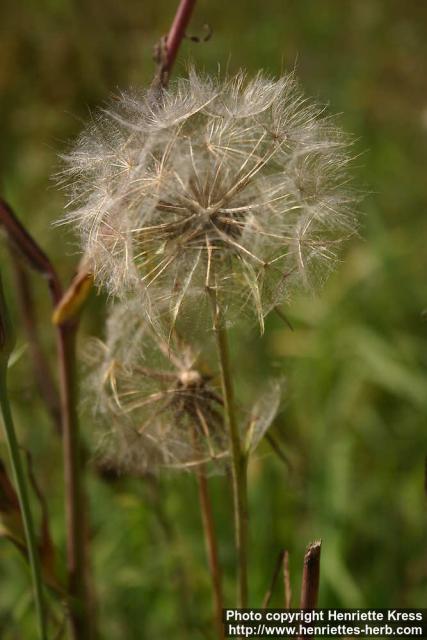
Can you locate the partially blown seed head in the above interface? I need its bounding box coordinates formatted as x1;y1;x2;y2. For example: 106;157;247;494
86;299;229;473
60;70;358;330
86;298;281;474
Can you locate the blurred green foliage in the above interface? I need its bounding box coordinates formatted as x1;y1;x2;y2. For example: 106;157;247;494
1;0;427;637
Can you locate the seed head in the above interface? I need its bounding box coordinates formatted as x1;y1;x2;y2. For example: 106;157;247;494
60;70;357;330
86;299;229;474
86;298;281;474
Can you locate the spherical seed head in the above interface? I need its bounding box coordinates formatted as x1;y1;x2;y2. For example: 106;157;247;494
86;299;229;474
60;70;358;330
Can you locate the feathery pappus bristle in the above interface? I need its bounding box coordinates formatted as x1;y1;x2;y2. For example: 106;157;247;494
59;69;359;331
85;299;229;474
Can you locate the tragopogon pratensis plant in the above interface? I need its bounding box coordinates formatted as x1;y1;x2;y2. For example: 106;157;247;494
59;70;357;332
58;63;360;618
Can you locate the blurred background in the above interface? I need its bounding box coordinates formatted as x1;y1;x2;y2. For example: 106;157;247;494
1;0;427;637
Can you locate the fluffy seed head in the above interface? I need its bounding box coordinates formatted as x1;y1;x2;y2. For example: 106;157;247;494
85;298;281;474
86;299;229;474
60;70;358;329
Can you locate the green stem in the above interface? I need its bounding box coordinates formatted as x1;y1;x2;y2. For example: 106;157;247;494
210;294;248;608
0;369;48;639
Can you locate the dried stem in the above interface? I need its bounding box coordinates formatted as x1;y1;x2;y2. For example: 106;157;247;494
0;198;90;639
298;540;322;640
0;200;62;300
195;469;225;639
189;418;224;638
209;290;248;608
0;276;48;640
299;540;321;608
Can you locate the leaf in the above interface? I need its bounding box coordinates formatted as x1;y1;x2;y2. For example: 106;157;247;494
0;456;65;595
0;458;26;552
25;451;66;595
0;272;15;367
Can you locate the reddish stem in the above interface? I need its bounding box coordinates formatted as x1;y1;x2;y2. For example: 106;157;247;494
153;0;197;88
0;200;62;301
196;470;225;640
9;252;61;432
165;0;197;74
298;540;322;640
299;540;321;609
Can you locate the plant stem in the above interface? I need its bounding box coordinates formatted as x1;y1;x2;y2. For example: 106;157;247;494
166;0;196;71
209;295;248;608
195;469;225;639
0;199;90;638
57;322;89;639
153;0;197;89
10;251;61;432
298;540;322;640
165;0;197;72
299;540;321;609
0;369;48;640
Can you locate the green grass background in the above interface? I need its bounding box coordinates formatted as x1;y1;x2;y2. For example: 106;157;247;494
1;0;427;637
